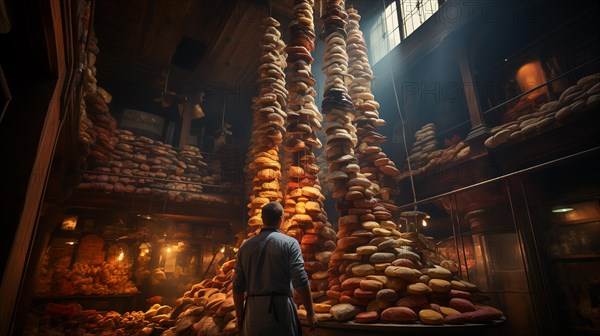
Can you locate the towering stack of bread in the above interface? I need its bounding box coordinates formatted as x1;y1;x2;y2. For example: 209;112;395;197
78;32;100;146
346;6;400;211
243;17;288;238
320;3;387;321
78;30;119;161
279;0;337;307
83;89;118;167
77;32;119;167
318;0;364;321
316;6;506;325
83;31;100;95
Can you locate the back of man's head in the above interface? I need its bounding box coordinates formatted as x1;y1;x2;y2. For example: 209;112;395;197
261;202;283;227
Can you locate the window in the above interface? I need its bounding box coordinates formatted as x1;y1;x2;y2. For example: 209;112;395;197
400;0;441;38
369;1;443;64
369;1;401;64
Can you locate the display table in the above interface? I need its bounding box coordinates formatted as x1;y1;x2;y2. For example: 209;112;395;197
301;318;506;336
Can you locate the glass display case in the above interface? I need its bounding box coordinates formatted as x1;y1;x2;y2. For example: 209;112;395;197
408;187;538;335
30;210;235;311
395;140;600;336
525;155;600;334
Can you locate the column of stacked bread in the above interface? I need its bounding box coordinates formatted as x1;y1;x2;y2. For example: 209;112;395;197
279;0;337;312
320;6;506;325
82;88;119;169
152;18;289;336
319;0;374;322
78;32;99;146
346;7;400;222
78;31;119;158
336;6;408;323
244;17;288;239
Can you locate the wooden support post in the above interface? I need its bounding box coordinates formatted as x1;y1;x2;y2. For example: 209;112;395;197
457;47;490;147
178;96;194;147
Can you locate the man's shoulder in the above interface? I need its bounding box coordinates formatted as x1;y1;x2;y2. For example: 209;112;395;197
240;230;297;246
272;231;298;244
239;235;260;248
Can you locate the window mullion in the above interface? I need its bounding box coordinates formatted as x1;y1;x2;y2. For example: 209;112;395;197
397;0;405;41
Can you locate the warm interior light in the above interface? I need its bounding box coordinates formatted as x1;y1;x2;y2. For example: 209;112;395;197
193;104;205;119
515;60;548;99
166;247;172;253
117;250;124;261
552;206;574;213
65;241;76;245
422;219;428;227
233;247;239;253
220;246;225;253
61;215;78;231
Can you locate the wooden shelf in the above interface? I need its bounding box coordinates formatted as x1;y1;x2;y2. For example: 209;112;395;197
488;108;600;175
56;189;245;228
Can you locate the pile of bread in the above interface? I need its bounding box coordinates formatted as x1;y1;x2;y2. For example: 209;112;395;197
148;260;239;336
397;124;470;179
32;304;153;336
244;16;288;236
279;0;338;301
485;71;600;149
79;129;234;203
77;33;233;203
297;228;504;325
143;304;174;330
35;261;138;297
406;123;439;169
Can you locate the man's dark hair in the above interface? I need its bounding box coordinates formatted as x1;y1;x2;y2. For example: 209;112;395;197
261;201;284;227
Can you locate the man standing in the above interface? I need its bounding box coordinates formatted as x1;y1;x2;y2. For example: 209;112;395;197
233;201;318;335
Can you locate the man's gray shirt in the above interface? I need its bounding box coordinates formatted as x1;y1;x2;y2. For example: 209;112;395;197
233;228;310;336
